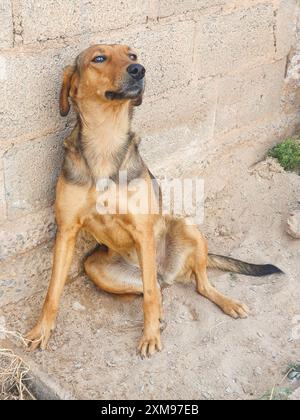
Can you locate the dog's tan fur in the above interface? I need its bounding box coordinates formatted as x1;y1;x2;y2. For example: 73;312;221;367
26;45;281;357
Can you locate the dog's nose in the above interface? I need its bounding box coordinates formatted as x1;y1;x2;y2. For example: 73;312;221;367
127;64;146;80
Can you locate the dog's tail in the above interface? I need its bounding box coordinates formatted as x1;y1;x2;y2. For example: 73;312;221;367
207;254;283;277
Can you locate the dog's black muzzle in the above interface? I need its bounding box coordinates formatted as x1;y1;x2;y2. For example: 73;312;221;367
105;66;145;101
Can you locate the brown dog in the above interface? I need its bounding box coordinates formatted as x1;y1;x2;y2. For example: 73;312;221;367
26;44;282;357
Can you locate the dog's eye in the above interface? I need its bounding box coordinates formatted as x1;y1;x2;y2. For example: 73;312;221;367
92;55;107;63
129;53;137;61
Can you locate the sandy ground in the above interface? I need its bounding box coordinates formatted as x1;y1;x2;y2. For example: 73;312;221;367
1;158;300;400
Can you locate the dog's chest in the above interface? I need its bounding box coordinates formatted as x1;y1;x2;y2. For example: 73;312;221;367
82;209;134;252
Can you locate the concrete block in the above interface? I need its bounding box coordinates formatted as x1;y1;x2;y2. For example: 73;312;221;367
215;60;286;135
275;0;298;59
213;110;299;160
84;0;147;33
134;79;218;181
194;3;275;78
282;49;300;115
139;123;214;180
0;168;6;223
0;208;55;261
0;47;77;142
134;77;217;138
17;0;147;45
158;0;225;18
0;0;13;49
3;132;65;218
296;2;300;48
0;242;53;306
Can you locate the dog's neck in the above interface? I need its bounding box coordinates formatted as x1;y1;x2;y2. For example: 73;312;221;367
77;99;131;180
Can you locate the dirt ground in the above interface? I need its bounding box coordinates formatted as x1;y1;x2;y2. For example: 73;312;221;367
1;157;300;400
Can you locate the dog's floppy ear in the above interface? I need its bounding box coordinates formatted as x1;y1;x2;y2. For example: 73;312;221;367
59;65;76;117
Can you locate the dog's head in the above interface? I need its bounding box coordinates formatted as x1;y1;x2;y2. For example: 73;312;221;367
60;44;145;117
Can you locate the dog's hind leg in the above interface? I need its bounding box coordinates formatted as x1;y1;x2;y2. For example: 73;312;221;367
85;246;165;325
171;222;250;319
192;236;249;319
85;247;144;295
195;259;249;319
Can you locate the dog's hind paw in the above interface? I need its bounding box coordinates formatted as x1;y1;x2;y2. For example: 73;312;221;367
222;299;250;319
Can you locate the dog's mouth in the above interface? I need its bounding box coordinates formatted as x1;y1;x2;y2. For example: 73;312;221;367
105;79;144;101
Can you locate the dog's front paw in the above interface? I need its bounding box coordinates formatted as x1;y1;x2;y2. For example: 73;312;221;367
138;329;162;358
25;319;55;351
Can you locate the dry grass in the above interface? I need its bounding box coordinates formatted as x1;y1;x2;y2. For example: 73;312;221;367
0;348;35;400
0;328;36;400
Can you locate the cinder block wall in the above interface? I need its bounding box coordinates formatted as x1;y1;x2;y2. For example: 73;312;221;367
0;0;299;306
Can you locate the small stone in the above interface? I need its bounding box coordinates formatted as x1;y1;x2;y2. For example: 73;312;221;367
218;226;231;237
254;367;263;376
105;360;117;367
286;210;300;239
72;301;86;312
288;371;300;381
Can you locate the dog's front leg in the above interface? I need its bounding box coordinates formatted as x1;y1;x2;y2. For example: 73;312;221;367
26;225;80;350
134;225;162;357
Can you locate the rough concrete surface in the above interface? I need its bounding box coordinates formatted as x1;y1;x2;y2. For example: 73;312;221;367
0;0;13;49
194;2;276;79
4;132;65;218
